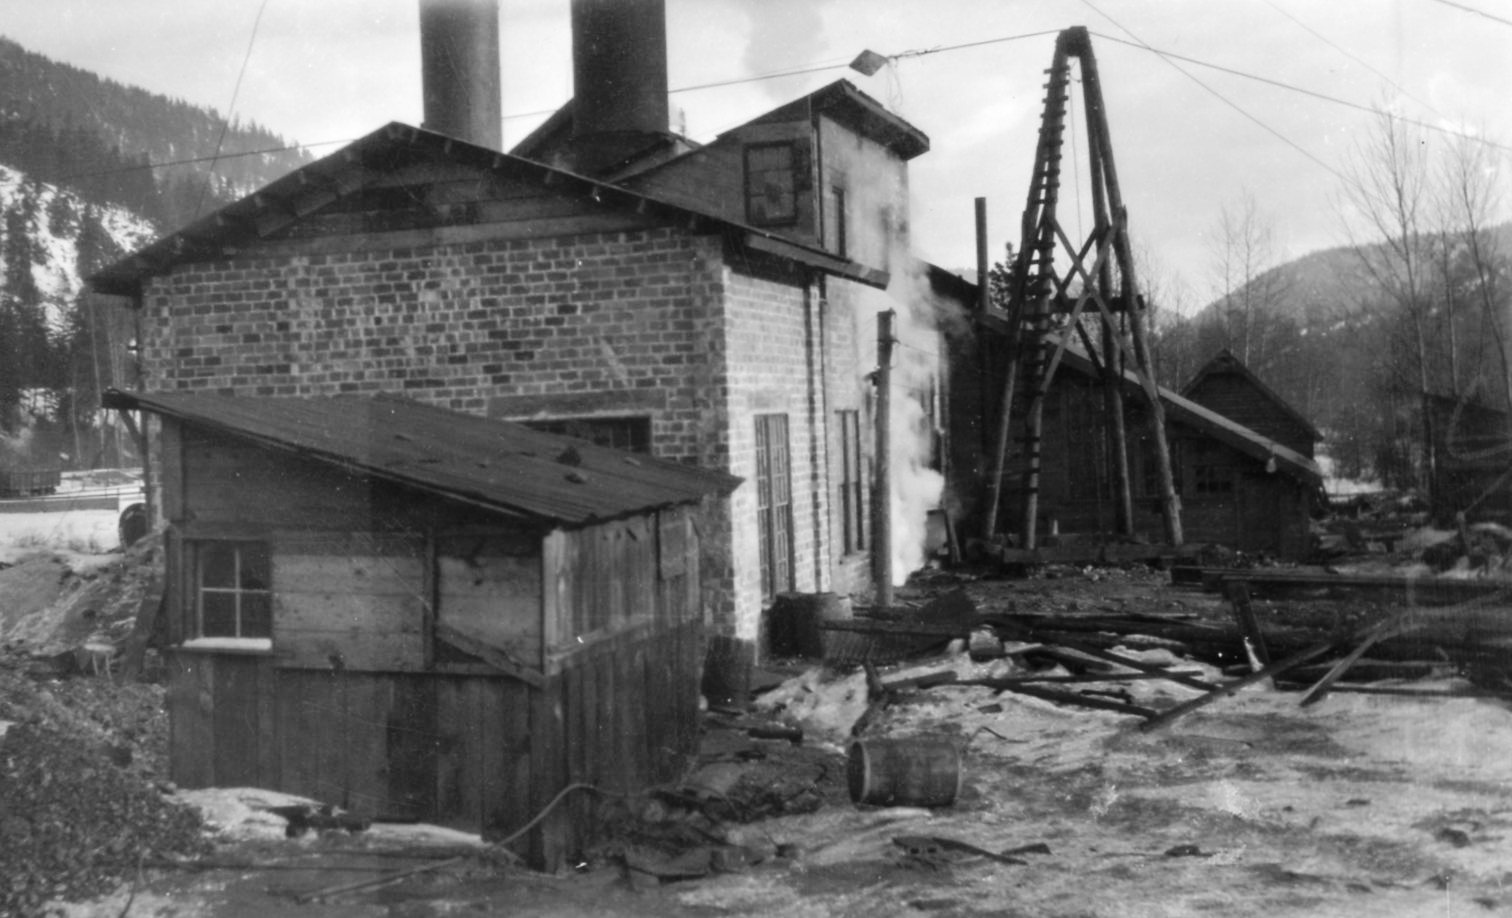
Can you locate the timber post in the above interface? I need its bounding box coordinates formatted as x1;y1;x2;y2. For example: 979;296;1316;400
873;310;895;608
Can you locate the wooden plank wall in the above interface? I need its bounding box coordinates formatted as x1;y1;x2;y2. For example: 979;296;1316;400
166;505;707;869
274;533;429;671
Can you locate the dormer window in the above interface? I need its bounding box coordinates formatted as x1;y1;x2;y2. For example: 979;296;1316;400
745;142;798;226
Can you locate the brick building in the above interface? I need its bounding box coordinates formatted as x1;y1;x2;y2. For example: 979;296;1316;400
91;1;946;648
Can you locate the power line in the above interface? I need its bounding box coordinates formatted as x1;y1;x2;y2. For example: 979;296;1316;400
1080;0;1347;181
885;29;1065;63
1089;29;1512;155
1259;0;1443;118
195;0;271;220
1430;0;1512;28
42;17;1511;190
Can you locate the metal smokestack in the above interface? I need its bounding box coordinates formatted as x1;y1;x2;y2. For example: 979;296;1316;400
419;0;502;150
569;0;669;171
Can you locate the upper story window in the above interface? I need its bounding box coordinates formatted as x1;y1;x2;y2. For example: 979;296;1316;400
192;540;272;641
831;186;848;258
745;142;798;226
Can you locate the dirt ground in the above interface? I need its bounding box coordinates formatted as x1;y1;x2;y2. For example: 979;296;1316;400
12;559;1511;918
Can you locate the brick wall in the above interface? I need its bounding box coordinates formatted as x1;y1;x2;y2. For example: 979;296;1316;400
143;228;725;465
820;277;874;597
142;226;751;621
719;252;829;639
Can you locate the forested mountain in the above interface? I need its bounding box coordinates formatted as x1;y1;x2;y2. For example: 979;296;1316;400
0;36;311;231
1153;223;1512;487
0;36;312;466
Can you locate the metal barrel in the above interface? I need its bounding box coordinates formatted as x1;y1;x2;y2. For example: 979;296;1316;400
847;736;962;807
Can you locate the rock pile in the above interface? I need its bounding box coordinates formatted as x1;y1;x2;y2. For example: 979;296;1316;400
0;719;207;916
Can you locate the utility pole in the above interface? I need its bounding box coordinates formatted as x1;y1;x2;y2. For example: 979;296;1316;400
872;310;895;609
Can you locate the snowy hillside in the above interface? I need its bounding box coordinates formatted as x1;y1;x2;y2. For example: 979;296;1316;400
0;163;157;332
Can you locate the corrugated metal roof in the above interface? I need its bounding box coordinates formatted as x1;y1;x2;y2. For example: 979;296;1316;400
102;389;740;525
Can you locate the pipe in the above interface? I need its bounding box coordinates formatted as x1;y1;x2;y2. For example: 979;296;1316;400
419;0;502;150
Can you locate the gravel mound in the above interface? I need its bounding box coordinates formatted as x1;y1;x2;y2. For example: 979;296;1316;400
0;720;208;916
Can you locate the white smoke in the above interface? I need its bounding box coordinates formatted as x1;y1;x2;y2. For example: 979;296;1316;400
857;258;962;588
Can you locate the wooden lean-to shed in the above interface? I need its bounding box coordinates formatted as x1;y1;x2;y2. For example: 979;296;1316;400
102;388;739;867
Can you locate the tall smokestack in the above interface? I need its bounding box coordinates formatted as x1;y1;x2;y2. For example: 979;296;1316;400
568;0;669;172
419;0;502;150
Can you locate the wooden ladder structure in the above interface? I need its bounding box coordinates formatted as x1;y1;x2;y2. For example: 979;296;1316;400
983;26;1183;550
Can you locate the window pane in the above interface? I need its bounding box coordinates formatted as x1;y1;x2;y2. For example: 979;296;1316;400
748;145;791;171
201;592;238;637
239;543;271;590
241;593;273;638
200;543;237;588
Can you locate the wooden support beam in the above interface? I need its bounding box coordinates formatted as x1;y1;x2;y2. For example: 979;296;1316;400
1139;637;1343;732
1225;581;1270;667
434;622;544;688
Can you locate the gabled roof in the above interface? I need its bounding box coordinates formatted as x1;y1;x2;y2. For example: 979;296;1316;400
1051;347;1322;487
88;122;889;298
967;321;1325;487
1182;349;1323;441
737;80;929;161
101;389;740;526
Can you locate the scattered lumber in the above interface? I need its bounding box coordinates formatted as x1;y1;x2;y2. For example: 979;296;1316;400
1139;637;1345;731
294;855;468;903
1299;611;1417;706
1201;568;1508;606
989;680;1157;719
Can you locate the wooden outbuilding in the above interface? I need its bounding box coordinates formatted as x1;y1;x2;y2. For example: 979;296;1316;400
103;388;738;868
1182;349;1320;460
947;325;1324;557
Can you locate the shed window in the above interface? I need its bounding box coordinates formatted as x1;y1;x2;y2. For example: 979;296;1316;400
1194;464;1234;496
745;143;798;226
191;541;272;640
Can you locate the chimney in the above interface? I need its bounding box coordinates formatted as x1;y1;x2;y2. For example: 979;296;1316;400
568;0;669;173
419;0;502;150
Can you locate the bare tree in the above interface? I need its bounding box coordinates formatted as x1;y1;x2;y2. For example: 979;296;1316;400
1337;112;1438;491
1209;189;1289;368
1436;131;1512;421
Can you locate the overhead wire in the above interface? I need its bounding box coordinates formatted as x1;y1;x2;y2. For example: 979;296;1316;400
193;0;271;220
47;16;1511;188
1258;0;1443;119
1081;0;1346;181
1088;28;1511;154
1429;0;1512;28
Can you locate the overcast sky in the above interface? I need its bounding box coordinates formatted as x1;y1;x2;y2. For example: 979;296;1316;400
4;0;1509;312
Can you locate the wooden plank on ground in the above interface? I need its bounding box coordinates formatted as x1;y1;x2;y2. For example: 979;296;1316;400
1141;637;1347;732
818;618;971;637
1225;581;1271;666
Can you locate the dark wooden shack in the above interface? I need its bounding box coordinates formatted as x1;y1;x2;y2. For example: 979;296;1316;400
103;388;738;868
1182;350;1320;459
946;321;1323;556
